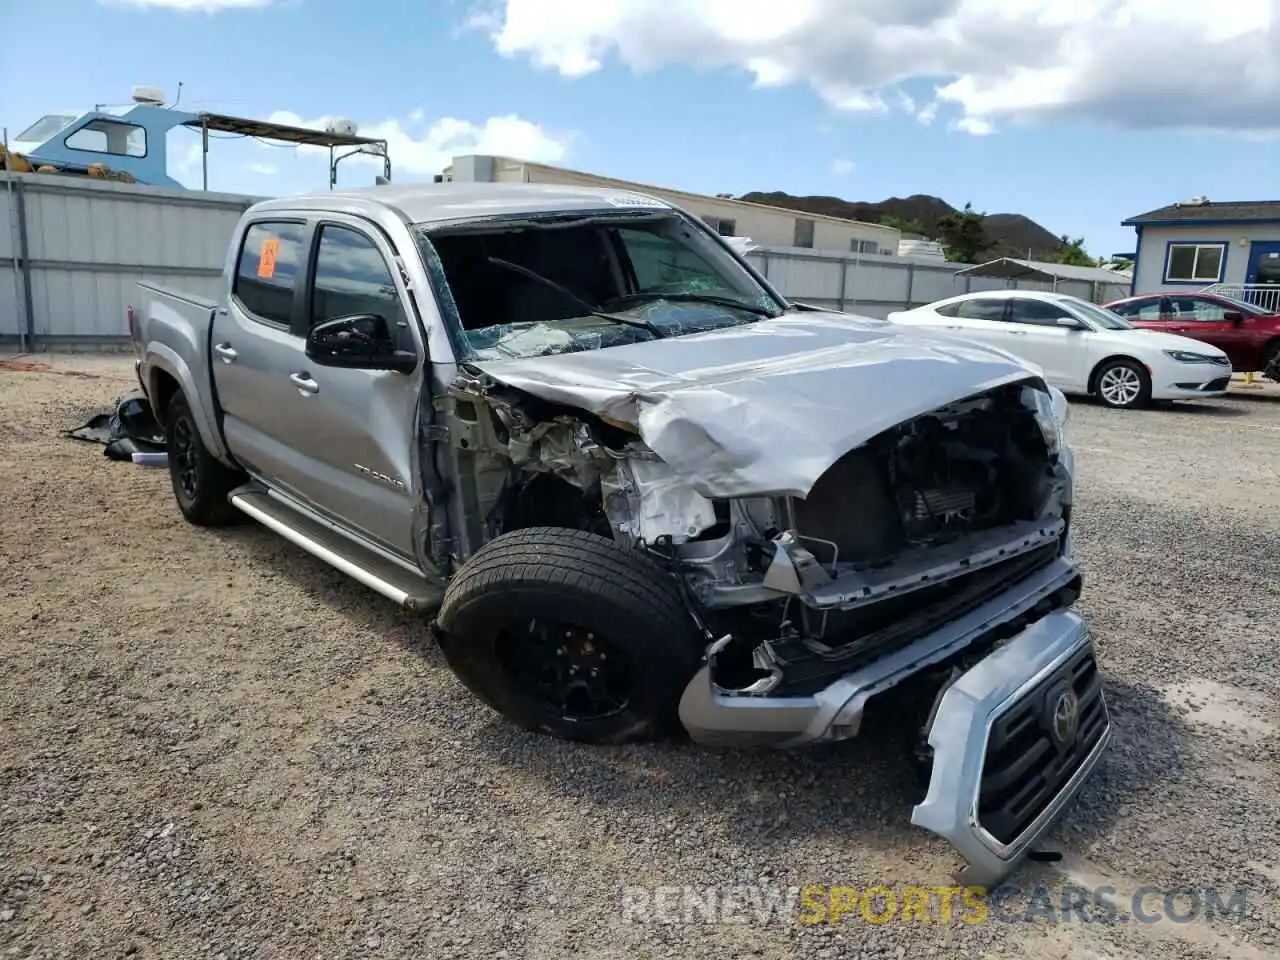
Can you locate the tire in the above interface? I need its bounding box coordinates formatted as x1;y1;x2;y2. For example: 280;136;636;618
164;392;244;527
433;527;704;744
1093;358;1151;409
1261;341;1280;381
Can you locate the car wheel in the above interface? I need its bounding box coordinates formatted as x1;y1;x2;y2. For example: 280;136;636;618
1261;341;1280;381
433;527;704;744
164;392;244;526
1094;359;1151;409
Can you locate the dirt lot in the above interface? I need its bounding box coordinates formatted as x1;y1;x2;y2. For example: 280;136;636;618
1;356;1278;960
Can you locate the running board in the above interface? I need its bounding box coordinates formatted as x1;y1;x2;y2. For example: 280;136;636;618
229;487;443;614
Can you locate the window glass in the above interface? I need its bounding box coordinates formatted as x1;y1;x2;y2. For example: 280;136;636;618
933;302;961;317
1110;299;1162;320
1165;243;1224;282
1006;298;1073;326
616;227;731;295
16;114;76;143
310;225;407;339
233;222;306;325
1168;296;1227;321
793;218;815;248
955;298;1007;321
64;120;147;157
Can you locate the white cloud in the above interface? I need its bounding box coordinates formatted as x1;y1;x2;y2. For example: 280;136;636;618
264;110;570;176
481;0;1280;135
100;0;272;10
248;162;278;175
830;158;855;177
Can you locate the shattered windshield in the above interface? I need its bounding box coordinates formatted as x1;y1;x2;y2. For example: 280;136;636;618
415;211;786;361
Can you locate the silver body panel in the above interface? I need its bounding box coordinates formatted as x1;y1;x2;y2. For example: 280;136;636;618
134;181;1108;888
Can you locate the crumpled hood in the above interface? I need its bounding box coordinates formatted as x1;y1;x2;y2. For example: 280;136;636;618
473;312;1040;499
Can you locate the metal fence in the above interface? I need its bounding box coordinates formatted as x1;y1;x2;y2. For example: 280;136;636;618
2;173;259;351
742;246;1132;319
3;173;1132;350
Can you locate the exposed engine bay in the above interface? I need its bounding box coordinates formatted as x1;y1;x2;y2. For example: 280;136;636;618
445;370;1074;701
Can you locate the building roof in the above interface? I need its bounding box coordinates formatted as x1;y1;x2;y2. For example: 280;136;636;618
1121;200;1280;226
460;156;899;236
953;257;1132;285
257;181;690;225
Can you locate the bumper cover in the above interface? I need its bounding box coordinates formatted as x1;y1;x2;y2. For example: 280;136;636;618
678;554;1081;748
911;610;1110;887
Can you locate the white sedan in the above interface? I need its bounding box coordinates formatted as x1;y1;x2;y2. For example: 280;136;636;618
888;290;1232;409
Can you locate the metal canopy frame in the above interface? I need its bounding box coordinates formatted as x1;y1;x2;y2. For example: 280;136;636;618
183;112;391;191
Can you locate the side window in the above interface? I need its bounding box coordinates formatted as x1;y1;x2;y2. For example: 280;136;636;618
64;119;147;157
1168;297;1226;321
1006;298;1073;326
615;227;729;294
233;222;306;325
933;302;961;317
955;298;1007;321
310;225;408;339
1114;299;1163;320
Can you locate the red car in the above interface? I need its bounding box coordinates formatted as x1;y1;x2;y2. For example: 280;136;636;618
1102;292;1280;376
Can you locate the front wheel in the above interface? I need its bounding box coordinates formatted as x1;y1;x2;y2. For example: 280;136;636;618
433;527;704;744
1094;359;1151;409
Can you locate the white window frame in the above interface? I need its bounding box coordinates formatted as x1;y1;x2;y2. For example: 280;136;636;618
1163;242;1226;283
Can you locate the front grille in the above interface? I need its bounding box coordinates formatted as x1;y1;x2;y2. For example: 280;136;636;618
977;644;1107;846
1204;376;1230;391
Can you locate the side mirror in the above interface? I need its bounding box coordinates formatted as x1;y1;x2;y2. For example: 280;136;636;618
1054;316;1083;329
1224;310;1244;324
305;314;418;373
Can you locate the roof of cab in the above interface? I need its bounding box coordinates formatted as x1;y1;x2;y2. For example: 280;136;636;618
247;181;675;225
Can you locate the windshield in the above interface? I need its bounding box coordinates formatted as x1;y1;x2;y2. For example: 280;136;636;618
415;211;787;362
1069;299;1135;330
15;114;77;144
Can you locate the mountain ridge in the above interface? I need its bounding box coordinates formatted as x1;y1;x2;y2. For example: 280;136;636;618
737;191;1066;261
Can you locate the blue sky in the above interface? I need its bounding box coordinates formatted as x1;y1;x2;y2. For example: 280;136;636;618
2;0;1276;258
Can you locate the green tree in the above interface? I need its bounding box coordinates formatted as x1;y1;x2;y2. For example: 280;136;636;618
935;203;994;263
878;214;927;235
1051;235;1099;267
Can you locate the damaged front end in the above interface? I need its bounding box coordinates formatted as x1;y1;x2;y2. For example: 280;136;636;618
446;366;1108;886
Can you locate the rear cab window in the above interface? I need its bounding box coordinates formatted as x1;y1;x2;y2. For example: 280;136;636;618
233;222;306;326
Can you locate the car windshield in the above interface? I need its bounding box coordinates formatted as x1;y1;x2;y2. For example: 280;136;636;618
415;211;787;362
1069;299;1135;330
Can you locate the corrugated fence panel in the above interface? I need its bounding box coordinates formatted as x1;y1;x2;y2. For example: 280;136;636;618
0;179;17;337
4;174;260;347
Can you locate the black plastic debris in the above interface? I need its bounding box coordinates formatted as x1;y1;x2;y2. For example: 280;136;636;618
67;389;166;461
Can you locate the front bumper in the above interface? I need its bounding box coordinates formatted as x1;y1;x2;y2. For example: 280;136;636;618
678;554;1082;748
910;611;1109;887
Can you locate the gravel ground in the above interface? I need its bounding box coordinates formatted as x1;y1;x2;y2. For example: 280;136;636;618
1;355;1277;960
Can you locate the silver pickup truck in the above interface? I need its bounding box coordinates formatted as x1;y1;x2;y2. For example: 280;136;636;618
131;181;1110;885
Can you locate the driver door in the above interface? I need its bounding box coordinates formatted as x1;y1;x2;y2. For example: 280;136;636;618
276;217;428;562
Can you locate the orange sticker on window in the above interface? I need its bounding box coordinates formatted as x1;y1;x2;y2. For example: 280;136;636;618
256;237;281;278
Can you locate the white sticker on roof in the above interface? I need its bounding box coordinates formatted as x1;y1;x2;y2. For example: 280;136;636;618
604;192;668;209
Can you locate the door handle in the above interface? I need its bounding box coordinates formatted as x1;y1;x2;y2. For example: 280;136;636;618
289;372;320;395
1008;329;1027;336
213;343;238;362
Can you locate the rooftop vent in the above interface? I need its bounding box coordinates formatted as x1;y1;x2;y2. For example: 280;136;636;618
1175;195;1210;207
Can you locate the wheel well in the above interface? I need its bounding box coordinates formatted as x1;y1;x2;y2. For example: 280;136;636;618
150;371;180;426
1087;355;1148;394
1260;337;1280;367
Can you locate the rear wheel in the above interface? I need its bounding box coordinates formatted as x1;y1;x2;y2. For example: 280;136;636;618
164;392;244;526
1094;359;1151;409
433;527;704;744
1261;340;1280;381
